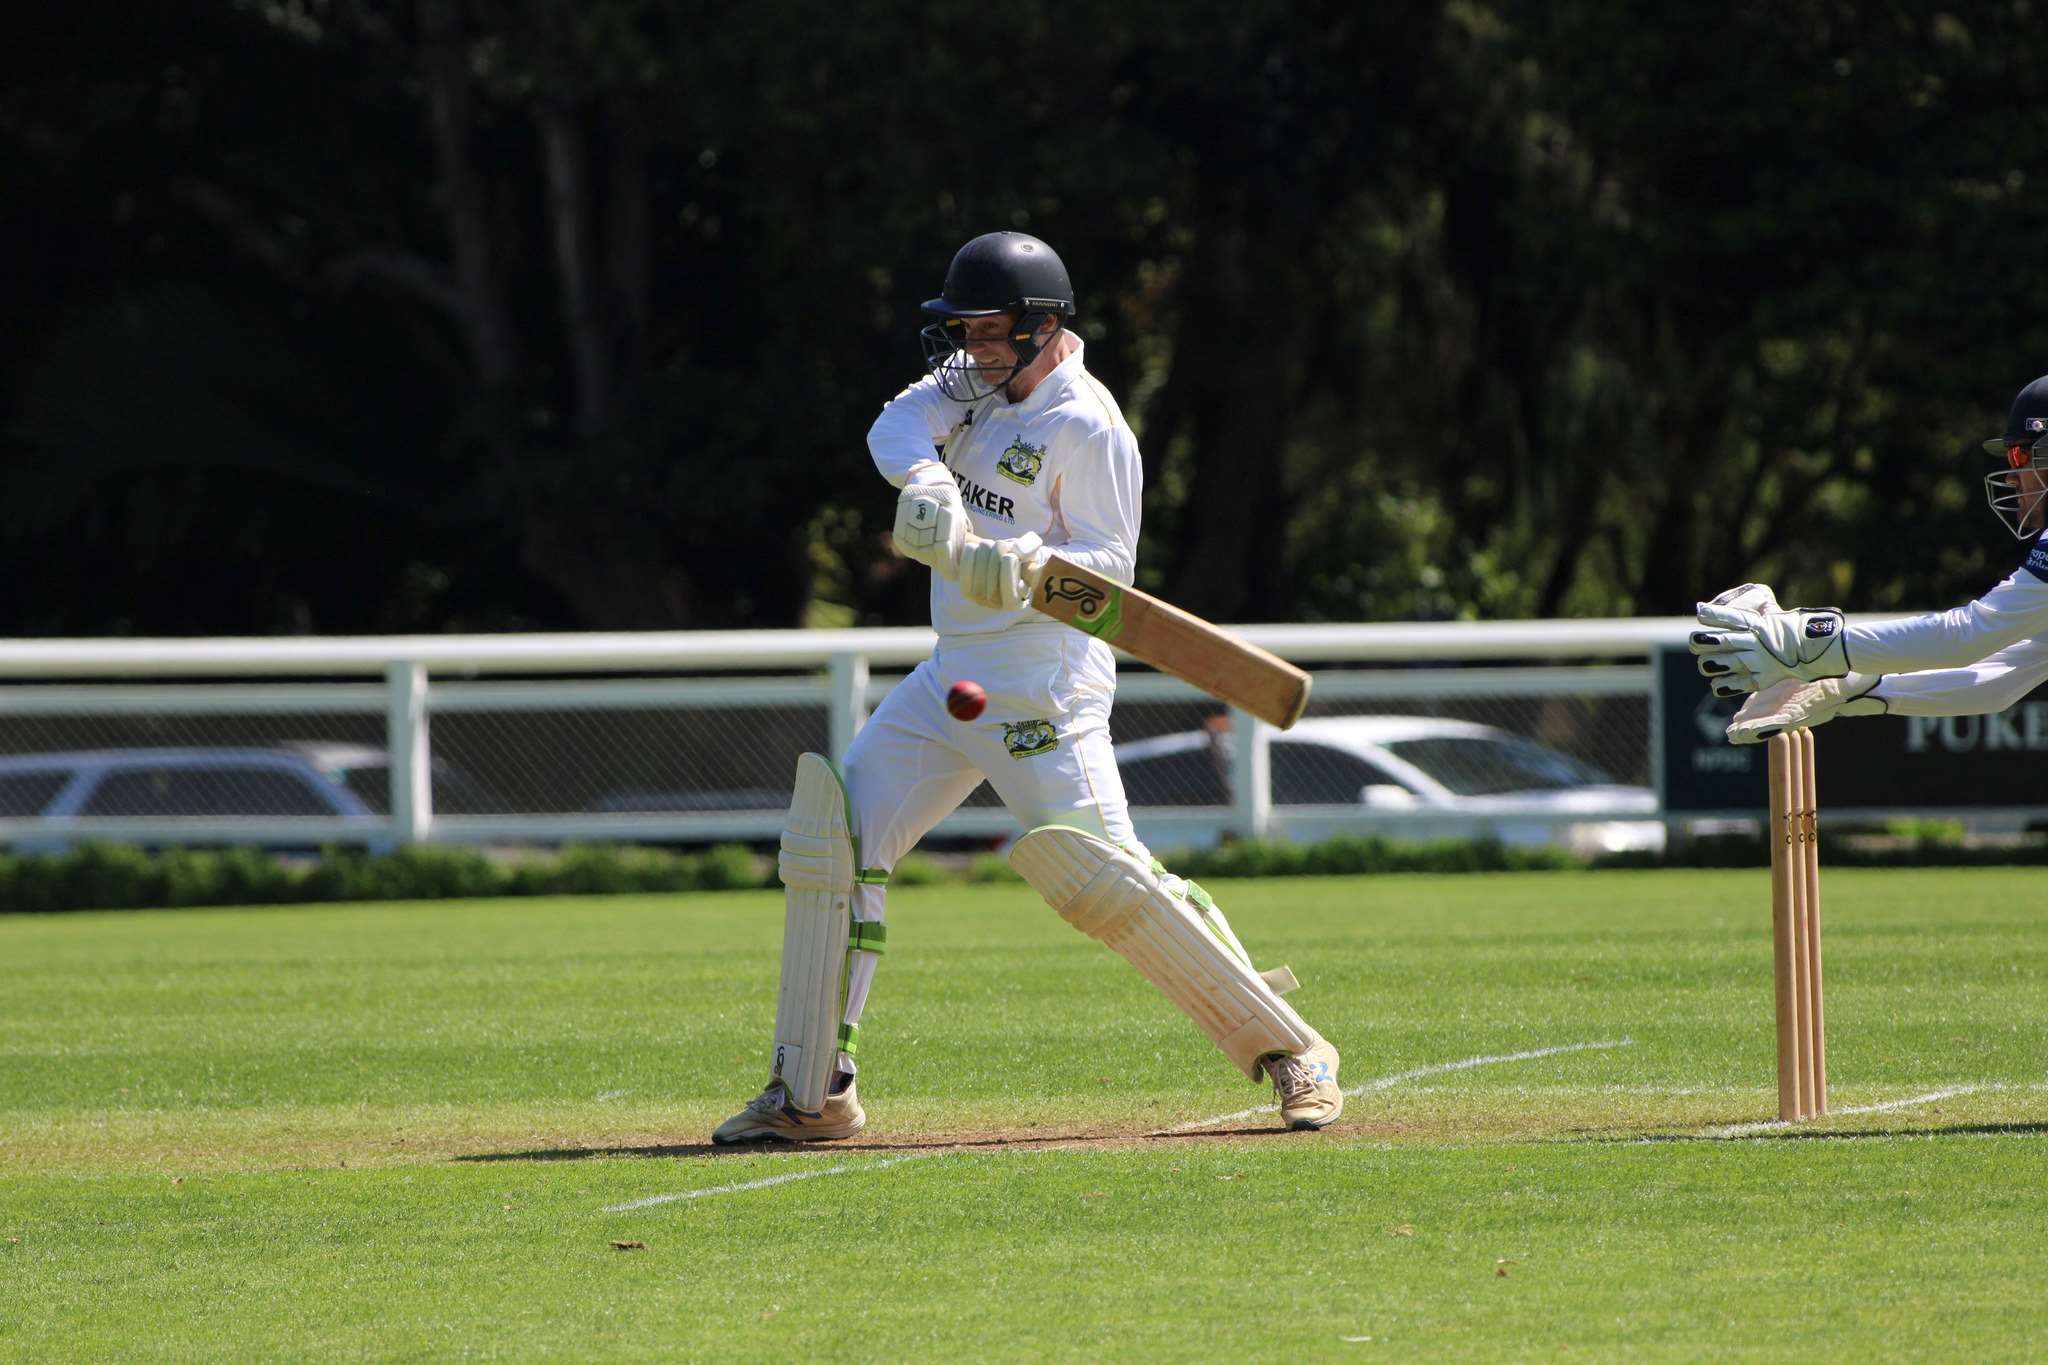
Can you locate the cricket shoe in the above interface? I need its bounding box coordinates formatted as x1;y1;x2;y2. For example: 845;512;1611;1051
710;1075;865;1145
1268;1040;1342;1130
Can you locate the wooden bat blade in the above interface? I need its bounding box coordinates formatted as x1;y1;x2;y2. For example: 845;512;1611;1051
1030;555;1312;728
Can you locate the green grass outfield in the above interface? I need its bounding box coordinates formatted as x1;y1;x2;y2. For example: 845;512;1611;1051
3;869;2044;1361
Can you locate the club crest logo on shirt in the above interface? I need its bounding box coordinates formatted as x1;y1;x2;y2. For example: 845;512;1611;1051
1002;719;1058;759
995;439;1046;486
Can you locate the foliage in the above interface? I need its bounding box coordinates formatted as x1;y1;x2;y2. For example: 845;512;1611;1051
0;842;775;914
5;3;2046;635
885;852;944;886
1880;817;1969;846
12;828;2048;914
1171;834;1576;877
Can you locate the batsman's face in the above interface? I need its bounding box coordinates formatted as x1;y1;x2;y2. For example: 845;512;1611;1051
2008;463;2048;534
958;313;1022;380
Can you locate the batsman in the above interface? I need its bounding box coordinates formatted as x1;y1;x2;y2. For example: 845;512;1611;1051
1692;373;2048;742
713;232;1342;1143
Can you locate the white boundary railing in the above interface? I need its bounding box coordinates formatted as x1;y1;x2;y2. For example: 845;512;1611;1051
0;618;1701;850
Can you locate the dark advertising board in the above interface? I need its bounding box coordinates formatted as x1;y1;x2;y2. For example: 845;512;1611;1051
1653;645;2048;816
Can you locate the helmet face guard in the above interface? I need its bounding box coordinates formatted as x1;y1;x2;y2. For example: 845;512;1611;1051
1984;431;2048;539
1983;382;2048;539
918;232;1074;402
919;309;1062;401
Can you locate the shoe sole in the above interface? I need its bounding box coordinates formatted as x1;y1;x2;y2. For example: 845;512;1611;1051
1285;1097;1343;1131
710;1122;866;1146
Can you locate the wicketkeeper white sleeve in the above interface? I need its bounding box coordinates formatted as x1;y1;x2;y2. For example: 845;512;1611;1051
1846;560;2048;674
1870;635;2048;716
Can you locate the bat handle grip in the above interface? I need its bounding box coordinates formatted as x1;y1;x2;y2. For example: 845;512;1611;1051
1016;545;1055;603
943;530;982;581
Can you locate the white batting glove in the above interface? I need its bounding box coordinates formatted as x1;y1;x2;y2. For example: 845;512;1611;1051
1725;673;1886;745
1689;581;1850;698
892;478;967;579
959;533;1049;610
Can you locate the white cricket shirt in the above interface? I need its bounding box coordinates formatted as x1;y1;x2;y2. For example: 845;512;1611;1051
1857;534;2048;714
867;335;1142;641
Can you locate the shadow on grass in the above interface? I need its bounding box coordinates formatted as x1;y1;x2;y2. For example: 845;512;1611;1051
1598;1121;2048;1145
456;1143;728;1162
452;1124;1304;1164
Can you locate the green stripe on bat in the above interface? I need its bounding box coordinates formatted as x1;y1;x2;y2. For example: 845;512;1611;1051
1048;573;1130;642
1075;590;1122;642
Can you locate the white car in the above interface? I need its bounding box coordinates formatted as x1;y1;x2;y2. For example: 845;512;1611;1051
0;747;387;853
280;741;505;815
1114;715;1666;854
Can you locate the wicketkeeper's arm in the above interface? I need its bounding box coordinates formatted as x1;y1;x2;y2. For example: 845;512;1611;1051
1840;572;2048;675
1851;637;2048;716
1728;636;2048;742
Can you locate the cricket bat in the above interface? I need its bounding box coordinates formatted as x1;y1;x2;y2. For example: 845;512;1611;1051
1028;555;1312;729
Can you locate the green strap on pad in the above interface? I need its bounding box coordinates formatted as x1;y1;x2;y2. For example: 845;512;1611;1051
1146;851;1284;983
849;921;887;955
1146;853;1242;960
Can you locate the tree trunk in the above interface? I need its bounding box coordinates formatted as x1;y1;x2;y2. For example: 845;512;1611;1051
606;93;653;398
535;98;616;437
418;0;517;390
416;1;703;627
1163;178;1297;623
1534;458;1605;618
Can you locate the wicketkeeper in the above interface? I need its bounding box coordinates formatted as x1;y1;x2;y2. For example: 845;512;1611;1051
712;232;1342;1143
1691;373;2048;742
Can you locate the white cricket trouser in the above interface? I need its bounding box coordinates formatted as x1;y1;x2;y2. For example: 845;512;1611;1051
834;629;1141;1071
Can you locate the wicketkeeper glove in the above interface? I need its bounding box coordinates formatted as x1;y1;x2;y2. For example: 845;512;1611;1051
1689;581;1851;698
1725;673;1887;745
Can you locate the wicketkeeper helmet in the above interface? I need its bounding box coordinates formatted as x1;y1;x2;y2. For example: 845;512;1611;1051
1983;373;2048;539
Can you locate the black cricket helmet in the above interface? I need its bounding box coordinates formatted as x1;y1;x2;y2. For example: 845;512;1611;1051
1983;373;2048;539
920;232;1075;400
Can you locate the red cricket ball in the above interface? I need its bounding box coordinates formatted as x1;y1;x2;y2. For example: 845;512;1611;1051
946;679;987;722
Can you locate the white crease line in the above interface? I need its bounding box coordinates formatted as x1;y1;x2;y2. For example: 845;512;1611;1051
605;1064;2036;1208
1702;1085;1994;1139
603;1150;944;1211
1161;1037;1637;1135
602;1037;1641;1211
603;1141;1083;1212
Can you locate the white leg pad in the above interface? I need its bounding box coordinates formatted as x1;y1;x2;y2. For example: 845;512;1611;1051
772;753;867;1113
1009;826;1320;1080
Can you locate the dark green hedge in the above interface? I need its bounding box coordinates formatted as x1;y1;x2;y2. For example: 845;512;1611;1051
3;834;2044;914
0;842;782;915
